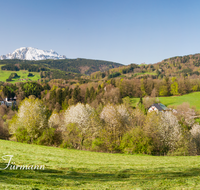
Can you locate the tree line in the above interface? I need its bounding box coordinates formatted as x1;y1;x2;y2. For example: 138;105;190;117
0;76;200;155
1;97;199;156
2;74;200;112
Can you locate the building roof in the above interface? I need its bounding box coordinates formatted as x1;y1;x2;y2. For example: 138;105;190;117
149;103;169;111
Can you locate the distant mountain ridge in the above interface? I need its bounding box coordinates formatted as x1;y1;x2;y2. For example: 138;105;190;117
0;47;67;60
0;58;123;79
89;53;200;80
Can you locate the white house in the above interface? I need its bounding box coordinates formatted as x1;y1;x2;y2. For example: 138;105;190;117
148;103;170;113
0;96;16;107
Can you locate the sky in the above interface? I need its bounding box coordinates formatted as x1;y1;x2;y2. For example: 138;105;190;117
0;0;200;65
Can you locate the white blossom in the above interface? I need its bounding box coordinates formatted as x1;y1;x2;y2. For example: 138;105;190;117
116;104;130;125
157;111;182;150
190;123;200;138
48;111;60;129
100;103;130;137
64;103;96;134
100;104;118;127
190;123;200;154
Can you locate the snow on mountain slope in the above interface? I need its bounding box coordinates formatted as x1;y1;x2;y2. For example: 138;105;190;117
0;47;67;60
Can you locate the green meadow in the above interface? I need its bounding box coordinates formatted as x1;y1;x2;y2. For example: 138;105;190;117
1;140;200;189
130;91;200;110
133;72;157;77
0;66;40;83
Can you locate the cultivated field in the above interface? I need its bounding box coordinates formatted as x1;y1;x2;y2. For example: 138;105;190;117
0;140;200;189
130;91;200;110
0;66;41;83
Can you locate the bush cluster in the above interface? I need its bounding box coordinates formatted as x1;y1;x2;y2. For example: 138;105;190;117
6;97;200;156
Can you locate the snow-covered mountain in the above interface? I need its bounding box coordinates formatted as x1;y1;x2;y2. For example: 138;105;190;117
0;47;67;60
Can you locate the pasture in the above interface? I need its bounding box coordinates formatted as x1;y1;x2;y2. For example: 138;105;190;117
0;66;40;83
0;140;200;189
133;72;157;77
130;92;200;110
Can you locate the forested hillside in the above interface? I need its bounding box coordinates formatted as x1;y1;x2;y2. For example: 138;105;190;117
93;53;200;80
0;58;122;75
2;53;200;82
154;53;200;77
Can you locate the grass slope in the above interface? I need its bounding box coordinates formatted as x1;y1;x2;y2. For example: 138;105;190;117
158;92;200;110
134;72;157;77
0;66;40;83
1;140;200;189
130;91;200;110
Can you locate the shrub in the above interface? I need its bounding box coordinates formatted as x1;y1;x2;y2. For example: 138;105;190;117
120;127;152;154
190;123;200;155
91;137;104;152
0;119;10;140
10;97;48;143
108;72;121;79
63;103;100;148
28;73;34;77
92;127;121;153
36;127;62;146
144;111;188;155
157;112;182;152
99;104;131;152
61;123;82;149
64;103;97;133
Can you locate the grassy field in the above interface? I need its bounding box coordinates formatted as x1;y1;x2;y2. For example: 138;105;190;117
130;91;200;110
133;72;157;77
0;66;41;83
1;140;200;189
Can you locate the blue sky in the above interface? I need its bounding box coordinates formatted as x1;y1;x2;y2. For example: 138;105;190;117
0;0;200;65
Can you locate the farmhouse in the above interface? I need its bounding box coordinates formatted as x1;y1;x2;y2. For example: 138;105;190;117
148;103;170;113
0;96;16;107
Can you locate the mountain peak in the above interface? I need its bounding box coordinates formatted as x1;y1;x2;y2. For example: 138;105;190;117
0;47;67;60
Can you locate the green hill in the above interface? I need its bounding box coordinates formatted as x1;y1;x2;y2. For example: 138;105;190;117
0;58;122;82
0;58;123;75
0;66;41;83
130;91;200;110
153;53;200;77
2;53;200;81
157;92;200;109
1;140;200;189
96;53;200;80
